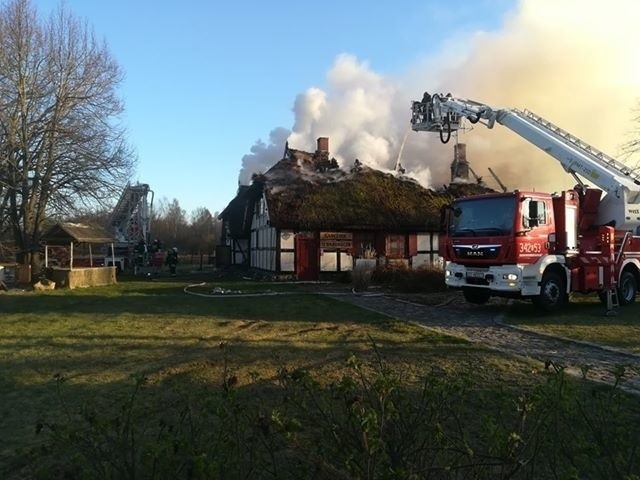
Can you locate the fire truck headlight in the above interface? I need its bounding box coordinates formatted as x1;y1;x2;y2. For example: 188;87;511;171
503;273;518;281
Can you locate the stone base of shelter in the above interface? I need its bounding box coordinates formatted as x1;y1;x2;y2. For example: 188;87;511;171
48;266;117;289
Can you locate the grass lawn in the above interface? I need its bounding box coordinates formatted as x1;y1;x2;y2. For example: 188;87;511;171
1;276;639;479
504;294;640;353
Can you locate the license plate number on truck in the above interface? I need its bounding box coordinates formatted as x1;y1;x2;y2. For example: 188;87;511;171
466;269;485;278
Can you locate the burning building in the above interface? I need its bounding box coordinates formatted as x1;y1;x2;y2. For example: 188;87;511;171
220;138;465;280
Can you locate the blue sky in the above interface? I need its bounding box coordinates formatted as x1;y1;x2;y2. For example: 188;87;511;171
33;0;517;216
32;1;640;218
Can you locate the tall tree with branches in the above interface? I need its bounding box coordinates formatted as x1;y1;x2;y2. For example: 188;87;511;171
187;207;219;255
151;198;188;249
0;0;134;269
623;99;640;170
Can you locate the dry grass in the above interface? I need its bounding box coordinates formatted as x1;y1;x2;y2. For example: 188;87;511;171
504;294;640;353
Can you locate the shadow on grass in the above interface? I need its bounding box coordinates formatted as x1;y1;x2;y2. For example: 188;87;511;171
0;287;372;322
2;280;480;476
506;297;640;326
1;332;485;477
3;280;640;478
6;343;640;480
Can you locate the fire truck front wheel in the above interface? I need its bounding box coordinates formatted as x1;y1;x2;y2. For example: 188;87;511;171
618;270;637;305
462;287;491;305
533;272;567;312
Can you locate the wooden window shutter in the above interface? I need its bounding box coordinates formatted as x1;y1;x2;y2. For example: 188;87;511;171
408;234;418;257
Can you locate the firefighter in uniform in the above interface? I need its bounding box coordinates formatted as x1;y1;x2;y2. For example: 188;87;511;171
166;247;178;276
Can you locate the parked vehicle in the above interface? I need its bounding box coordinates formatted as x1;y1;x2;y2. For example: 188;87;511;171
411;93;640;311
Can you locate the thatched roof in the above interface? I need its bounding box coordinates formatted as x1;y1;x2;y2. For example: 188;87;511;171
222;146;494;235
220;185;255;239
42;222;115;245
443;182;495;197
265;170;443;232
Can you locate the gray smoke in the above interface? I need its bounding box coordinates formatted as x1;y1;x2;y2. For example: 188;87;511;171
238;127;290;185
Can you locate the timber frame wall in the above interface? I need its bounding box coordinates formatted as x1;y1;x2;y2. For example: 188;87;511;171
246;193;444;274
250;195;277;271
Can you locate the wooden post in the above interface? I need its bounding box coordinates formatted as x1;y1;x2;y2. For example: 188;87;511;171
89;244;93;267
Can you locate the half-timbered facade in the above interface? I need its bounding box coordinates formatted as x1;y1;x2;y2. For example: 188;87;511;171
220;137;490;280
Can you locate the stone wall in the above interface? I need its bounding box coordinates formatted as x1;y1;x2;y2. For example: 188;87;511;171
49;267;117;289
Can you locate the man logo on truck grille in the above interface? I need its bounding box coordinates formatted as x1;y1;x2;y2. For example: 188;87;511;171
455;244;499;259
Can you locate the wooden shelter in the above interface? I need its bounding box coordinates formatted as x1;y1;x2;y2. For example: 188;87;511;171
41;222;117;288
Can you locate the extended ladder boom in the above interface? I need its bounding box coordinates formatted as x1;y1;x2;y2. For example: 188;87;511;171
411;94;640;230
110;183;154;244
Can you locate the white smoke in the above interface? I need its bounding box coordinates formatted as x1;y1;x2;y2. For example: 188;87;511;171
238;127;290;185
238;0;640;192
237;54;407;185
289;54;402;171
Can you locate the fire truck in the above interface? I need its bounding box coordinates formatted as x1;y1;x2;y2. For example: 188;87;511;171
411;93;640;311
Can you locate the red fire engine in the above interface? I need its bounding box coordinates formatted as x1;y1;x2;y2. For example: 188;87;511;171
411;94;640;311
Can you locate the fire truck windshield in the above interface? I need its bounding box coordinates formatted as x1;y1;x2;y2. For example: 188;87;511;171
449;196;516;237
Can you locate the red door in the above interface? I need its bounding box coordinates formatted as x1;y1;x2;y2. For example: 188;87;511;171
296;235;319;280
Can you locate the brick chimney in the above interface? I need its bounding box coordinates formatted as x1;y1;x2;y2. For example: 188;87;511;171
450;143;469;182
316;137;329;153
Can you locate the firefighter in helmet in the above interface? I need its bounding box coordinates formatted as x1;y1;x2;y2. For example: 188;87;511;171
166;247;178;276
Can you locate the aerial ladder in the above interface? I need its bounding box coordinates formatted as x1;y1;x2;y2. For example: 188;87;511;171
411;93;640;311
411;94;640;231
108;183;154;272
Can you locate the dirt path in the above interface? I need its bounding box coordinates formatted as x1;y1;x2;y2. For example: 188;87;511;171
330;292;640;395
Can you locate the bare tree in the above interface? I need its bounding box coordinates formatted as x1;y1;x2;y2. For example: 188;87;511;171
149;199;220;255
152;198;188;249
0;0;134;270
188;207;218;255
623;99;640;170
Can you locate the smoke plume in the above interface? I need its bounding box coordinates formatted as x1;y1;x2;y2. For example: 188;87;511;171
238;127;290;185
238;0;640;193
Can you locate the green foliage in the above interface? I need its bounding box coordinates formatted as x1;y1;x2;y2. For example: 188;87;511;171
372;264;447;293
353;260;448;294
29;352;640;479
351;261;376;292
